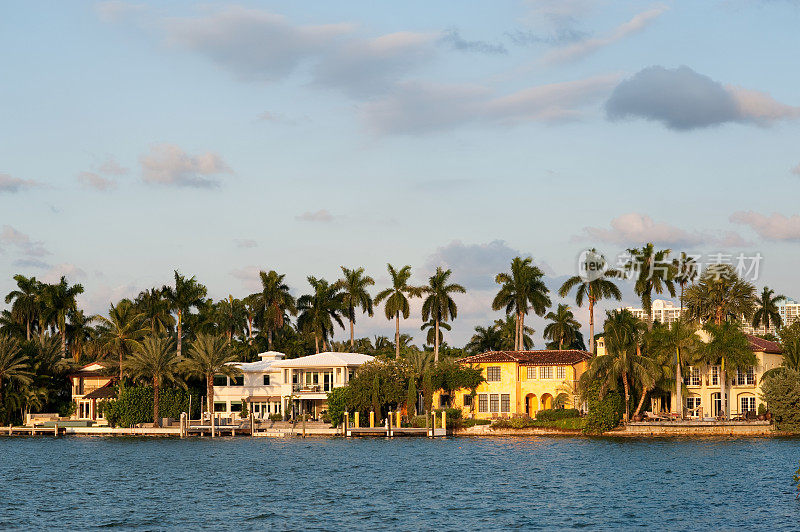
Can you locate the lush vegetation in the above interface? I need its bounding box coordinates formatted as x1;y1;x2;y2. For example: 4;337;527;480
100;386;198;428
760;369;800;433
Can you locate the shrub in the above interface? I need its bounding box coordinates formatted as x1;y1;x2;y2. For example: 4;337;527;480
268;413;283;422
758;403;767;416
536;408;580;422
462;418;491;428
492;417;537;429
326;387;349;427
410;415;428;428
582;381;623;434
760;369;800;433
100;386;197;428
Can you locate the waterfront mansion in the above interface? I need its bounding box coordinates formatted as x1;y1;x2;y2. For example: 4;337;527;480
212;351;374;420
438;349;592;419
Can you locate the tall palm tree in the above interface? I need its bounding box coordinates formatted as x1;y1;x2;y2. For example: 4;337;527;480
375;264;420;359
66;309;95;363
559;251;622;355
95;300;147;381
420;267;465;363
183;333;241;417
257;270;297;349
421;319;450;348
752;286;786;332
465;324;503;354
216;295;247;341
40;276;84;357
163;271;207;359
242;294;260;344
124;336;180;427
495;315;534;350
493;257;551;351
698;321;756;420
625;243;676;329
685;265;757;325
672;252;698;312
648;317;701;418
297;277;345;353
543;304;582;350
5;274;41;341
337;267;375;350
580;309;656;422
134;288;175;335
0;335;32;416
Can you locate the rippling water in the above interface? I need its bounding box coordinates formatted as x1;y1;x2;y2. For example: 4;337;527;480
1;435;799;530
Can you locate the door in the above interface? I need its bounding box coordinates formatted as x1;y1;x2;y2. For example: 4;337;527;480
712;393;728;417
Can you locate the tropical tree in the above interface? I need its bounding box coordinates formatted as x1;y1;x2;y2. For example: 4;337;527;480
163;271;207;359
95;300;147;381
752;286;786;332
624;243;676;329
242;294;260;344
421;319;450;348
494;315;534;350
66;309;95;362
698;321;756;420
672;252;698;311
0;335;32;417
559;250;622;355
216;295;247;341
543;304;581;350
685;265;757;325
256;270;297;349
337;267;375;350
778;323;800;371
134;288;174;335
420;267;465;363
465;325;503;354
580;310;656;422
493;257;550;351
648;318;701;418
297;277;345;353
5;274;41;341
40;276;85;357
183;333;241;417
124;336;181;427
374;264;420;359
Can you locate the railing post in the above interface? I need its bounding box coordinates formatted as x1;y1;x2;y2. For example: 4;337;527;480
354;411;359;429
369;411;375;428
442;411;446;433
396;411;401;429
54;422;58;437
387;411;392;438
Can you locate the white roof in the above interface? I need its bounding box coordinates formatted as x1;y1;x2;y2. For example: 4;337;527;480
257;351;285;361
273;352;374;368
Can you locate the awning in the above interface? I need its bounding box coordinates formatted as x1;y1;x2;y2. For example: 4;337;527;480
246;396;281;402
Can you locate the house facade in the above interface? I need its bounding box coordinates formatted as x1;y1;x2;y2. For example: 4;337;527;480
211;351;374;420
69;361;116;421
439;350;591;420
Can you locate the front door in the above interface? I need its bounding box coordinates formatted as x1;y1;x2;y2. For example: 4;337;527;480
712;393;728;417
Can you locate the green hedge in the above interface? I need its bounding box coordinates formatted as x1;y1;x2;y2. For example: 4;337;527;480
100;386;198;428
536;408;580;421
582;381;623;434
492;417;536;429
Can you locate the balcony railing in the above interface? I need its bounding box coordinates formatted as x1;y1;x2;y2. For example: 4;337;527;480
292;384;332;393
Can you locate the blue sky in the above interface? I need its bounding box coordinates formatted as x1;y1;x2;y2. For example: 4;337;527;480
2;1;800;345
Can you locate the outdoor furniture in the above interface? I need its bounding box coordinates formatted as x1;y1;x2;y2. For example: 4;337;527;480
645;411;667;421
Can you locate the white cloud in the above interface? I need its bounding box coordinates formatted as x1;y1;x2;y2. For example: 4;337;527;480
296;209;334;222
230;266;262;293
97;157;128;176
0;173;38;193
140;143;231;188
95;1;146;23
78;171;116;191
543;5;667;64
0;225;50;257
730;211;800;242
42;263;87;284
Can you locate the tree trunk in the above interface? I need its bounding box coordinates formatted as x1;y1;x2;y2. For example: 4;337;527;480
207;374;214;420
720;358;728;420
26;319;31;342
633;387;649;418
434;319;440;363
61;324;67;359
675;347;683;418
268;329;273;350
153;377;161;428
177;310;183;358
247;317;253;345
589;298;595;355
314;333;320;354
349;316;355;350
395;312;400;360
514;312;520;351
622;371;630;422
119;350;123;382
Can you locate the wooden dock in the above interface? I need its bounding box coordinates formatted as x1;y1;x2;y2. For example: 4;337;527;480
344;411;448;438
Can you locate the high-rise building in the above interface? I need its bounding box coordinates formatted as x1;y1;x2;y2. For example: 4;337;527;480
622;299;685;325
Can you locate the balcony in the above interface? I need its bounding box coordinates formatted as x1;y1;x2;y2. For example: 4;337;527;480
292;384;332;394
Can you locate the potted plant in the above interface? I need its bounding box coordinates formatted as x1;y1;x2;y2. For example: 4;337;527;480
757;403;767;421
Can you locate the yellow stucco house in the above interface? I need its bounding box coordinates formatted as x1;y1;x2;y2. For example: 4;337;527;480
437;350;591;419
69;361;116;422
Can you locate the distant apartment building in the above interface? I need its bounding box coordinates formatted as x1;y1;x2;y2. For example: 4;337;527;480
622;299;685;325
741;299;799;336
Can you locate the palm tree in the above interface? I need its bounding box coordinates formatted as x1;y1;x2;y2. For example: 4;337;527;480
495;315;534;350
40;276;84;357
297;277;345;353
216;295;247;341
257;270;297;349
465;325;503;354
685;265;757;325
420;267;465;363
375;264;420;359
672;252;698;312
163;271;207;359
559;249;622;355
752;286;786;332
134;288;174;335
95;300;147;381
698;321;756;420
493;257;551;351
543;304;581;350
421;319;450;348
242;294;260;344
183;333;241;417
5;274;41;341
124;336;181;427
66;309;95;362
0;335;32;416
580;310;656;422
338;267;375;350
648;318;701;418
624;243;676;329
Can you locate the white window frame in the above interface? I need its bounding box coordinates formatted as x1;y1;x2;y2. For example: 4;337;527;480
487;366;501;382
489;394;500;413
526;367;536;379
478;394;488;413
500;394;510;413
540;366;553;379
740;396;756;413
556;366;566;380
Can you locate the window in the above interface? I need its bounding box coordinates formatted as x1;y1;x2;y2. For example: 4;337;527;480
556;366;566;380
540;367;553;379
526;367;536;379
489;394;500;413
710;366;719;386
686;367;700;386
230;402;242;412
263;375;270;386
463;394;473;407
686;397;701;415
737;367;755;386
252;404;260;413
213;375;228;387
740;396;756;413
478;394;488;413
275;402;281;414
487;366;501;382
214;402;227;412
231;375;244;386
500;394;511;413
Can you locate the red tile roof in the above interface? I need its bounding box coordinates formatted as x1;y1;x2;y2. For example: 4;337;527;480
746;334;783;354
82;384;118;400
459;350;591;366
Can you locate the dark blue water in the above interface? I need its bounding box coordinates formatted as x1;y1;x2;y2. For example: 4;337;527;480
1;436;799;530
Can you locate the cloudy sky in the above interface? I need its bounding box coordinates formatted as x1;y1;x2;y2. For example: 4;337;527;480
2;1;799;346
